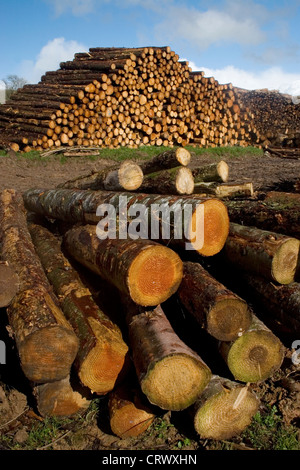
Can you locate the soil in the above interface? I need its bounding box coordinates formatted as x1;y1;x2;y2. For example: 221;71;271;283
0;148;299;452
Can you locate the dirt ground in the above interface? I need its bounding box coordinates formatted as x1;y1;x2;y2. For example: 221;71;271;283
0;148;300;452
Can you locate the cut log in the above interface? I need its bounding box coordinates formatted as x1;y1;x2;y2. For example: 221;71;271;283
193;182;254;198
125;303;212;411
192;160;229;183
22;188;230;257
219;315;285;383
222;222;300;285
177;261;252;341
63;224;183;306
58;160;144;191
139;148;191;175
0;189;79;383
34;376;90;417
0;261;19;308
138;166;194;195
28;220;129;394
108;381;156;438
191;375;259;440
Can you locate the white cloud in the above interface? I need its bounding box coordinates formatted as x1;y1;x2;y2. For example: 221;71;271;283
47;0;95;16
187;60;300;97
19;38;88;84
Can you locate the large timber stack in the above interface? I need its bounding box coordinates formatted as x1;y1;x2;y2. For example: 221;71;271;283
0;46;261;151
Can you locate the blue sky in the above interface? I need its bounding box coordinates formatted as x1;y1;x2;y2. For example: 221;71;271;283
1;0;300;95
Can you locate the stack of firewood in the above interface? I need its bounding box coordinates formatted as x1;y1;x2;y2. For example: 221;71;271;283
1;150;299;442
0;46;262;152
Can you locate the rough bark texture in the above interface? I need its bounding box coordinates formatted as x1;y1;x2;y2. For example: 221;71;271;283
192;375;260;440
139;148;191;175
219;315;285;383
177;261;252;341
221;222;300;285
0;189;79;383
63;224;183;306
193;182;254;198
137;166;194;195
125;303;212;411
22;188;230;256
28;220;129;394
192;161;229;183
0;261;19;308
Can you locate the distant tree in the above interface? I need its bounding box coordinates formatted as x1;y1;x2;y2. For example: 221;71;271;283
2;75;28;99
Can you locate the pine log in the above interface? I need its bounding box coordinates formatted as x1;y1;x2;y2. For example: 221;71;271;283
0;190;79;383
63;224;183;307
224;198;300;238
177;262;252;341
58;161;144;191
108;381;156;438
193;182;254;198
34;376;90;417
222;223;300;285
137;166;194;195
192;161;229;183
0;261;19;308
28;220;129;394
125;303;212;411
191;375;259;440
139;148;191;175
22;188;230;257
219;315;285;383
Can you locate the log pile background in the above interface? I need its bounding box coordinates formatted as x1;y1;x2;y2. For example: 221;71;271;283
0;46;263;152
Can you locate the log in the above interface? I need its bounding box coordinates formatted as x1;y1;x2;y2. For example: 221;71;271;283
0;190;79;383
191;375;259;440
34;376;90;417
0;261;19;308
193;182;254;198
22;188;230;257
221;222;300;285
58;160;144;191
125;303;212;410
192;160;229;183
28;220;129;394
219;315;285;383
108;381;156;438
177;262;252;341
137;166;194;195
139;148;191;175
63;224;183;307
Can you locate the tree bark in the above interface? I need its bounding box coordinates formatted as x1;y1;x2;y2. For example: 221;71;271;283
137;166;194;195
193;182;254;198
139;148;191;175
0;261;19;308
0;189;79;383
28;220;129;394
221;222;300;285
177;261;252;341
192;160;229;183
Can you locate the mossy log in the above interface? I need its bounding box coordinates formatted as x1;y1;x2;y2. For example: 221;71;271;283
219;315;285;383
125;303;212;411
63;224;183;306
0;261;19;308
222;222;300;285
22;188;230;257
0;189;79;383
139;148;191;175
191;375;260;440
58;160;144;191
137;166;194;195
192;160;229;183
28;220;129;394
177;261;252;341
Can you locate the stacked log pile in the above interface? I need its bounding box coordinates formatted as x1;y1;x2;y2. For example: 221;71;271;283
0;46;262;151
1;151;299;443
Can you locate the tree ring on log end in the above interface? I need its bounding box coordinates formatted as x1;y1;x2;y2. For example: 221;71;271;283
272;238;300;284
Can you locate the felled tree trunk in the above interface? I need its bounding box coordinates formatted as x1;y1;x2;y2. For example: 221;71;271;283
22;188;230;257
177;261;252;341
137;166;194;195
28;220;129;394
125;303;212;411
222;222;300;285
192;160;229;183
219;315;285;383
0;261;19;308
63;224;183;307
191;375;259;440
193;182;254;198
58;160;144;191
139;148;191;175
0;189;79;383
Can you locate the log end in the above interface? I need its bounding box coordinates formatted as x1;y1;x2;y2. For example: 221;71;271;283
217;160;229;183
175;147;191;166
272;238;300;284
176;167;194;195
118;161;144;191
128;244;183;306
141;354;211;411
194;384;259;440
207;298;252;342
